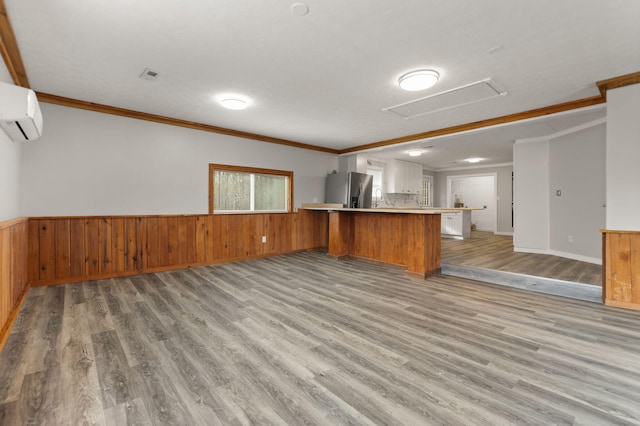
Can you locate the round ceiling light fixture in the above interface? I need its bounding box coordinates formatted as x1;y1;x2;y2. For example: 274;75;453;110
465;157;483;163
398;69;439;91
290;2;309;16
220;98;248;110
408;149;423;157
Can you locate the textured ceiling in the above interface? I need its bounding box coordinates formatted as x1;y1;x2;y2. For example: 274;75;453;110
4;0;640;165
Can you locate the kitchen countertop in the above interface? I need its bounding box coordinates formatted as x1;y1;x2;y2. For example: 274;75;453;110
300;204;483;214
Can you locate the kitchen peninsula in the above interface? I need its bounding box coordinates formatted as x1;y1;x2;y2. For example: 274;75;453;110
301;206;453;278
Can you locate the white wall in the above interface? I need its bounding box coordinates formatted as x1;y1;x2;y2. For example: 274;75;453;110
549;123;606;262
513;139;549;251
0;62;21;221
20;103;338;216
606;84;640;231
339;153;369;174
448;175;495;232
0;130;21;221
514;121;606;263
434;164;513;234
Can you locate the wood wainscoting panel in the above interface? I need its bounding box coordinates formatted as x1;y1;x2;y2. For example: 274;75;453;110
195;215;207;263
146;216;159;269
84;218;100;276
54;218;71;280
27;212;329;286
9;220;28;305
98;218;112;274
0;218;29;352
0;225;10;328
69;218;86;277
37;219;56;281
602;230;640;310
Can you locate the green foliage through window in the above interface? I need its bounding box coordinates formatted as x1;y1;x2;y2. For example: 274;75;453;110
212;166;291;213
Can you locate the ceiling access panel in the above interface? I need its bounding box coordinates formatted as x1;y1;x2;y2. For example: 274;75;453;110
384;78;507;119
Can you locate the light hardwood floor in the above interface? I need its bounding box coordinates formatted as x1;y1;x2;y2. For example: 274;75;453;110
1;251;639;425
442;231;603;286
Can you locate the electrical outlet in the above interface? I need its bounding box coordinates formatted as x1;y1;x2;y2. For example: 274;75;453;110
262;235;267;243
568;235;573;243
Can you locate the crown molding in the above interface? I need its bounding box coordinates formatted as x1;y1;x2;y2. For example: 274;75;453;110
596;71;640;99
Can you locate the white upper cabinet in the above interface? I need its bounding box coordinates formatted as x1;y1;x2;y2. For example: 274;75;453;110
385;159;423;194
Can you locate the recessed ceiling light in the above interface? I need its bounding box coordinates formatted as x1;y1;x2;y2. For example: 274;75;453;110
398;69;439;91
465;157;483;163
220;98;248;110
408;149;423;157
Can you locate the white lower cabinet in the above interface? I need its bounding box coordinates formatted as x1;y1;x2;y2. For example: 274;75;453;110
441;211;471;239
441;213;462;235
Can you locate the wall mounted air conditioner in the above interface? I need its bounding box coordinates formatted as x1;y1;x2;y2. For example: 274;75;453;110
0;81;43;141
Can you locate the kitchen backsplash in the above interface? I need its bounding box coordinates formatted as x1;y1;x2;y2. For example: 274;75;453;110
379;193;421;208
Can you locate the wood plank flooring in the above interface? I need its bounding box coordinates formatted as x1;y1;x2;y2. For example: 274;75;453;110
2;251;639;425
442;231;603;286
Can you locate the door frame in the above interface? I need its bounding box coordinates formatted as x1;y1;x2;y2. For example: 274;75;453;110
446;173;497;233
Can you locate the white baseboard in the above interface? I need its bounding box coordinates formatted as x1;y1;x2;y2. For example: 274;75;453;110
514;247;602;265
494;232;514;236
475;227;495;232
514;247;550;255
548;250;601;265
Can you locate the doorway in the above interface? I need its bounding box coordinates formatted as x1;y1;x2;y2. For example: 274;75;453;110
447;174;497;233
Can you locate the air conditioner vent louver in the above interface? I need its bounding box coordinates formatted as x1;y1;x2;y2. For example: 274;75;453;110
384;78;507;120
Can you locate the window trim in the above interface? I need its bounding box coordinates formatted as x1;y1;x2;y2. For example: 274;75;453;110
209;164;294;214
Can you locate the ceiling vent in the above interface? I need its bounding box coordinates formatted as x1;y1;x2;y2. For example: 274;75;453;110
384;78;506;119
139;68;160;81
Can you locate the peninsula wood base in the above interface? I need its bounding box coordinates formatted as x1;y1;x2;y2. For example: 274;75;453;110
328;211;441;278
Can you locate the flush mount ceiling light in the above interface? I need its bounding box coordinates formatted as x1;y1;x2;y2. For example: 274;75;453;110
220;98;248;110
408;149;423;157
465;157;483;163
398;69;439;91
290;2;309;16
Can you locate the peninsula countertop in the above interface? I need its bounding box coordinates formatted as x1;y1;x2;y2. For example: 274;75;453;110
300;204;483;214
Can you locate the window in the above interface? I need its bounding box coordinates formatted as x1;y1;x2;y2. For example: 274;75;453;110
366;166;384;206
209;164;293;213
420;176;433;207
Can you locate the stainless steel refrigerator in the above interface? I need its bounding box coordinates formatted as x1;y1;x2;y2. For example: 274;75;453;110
325;172;373;208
